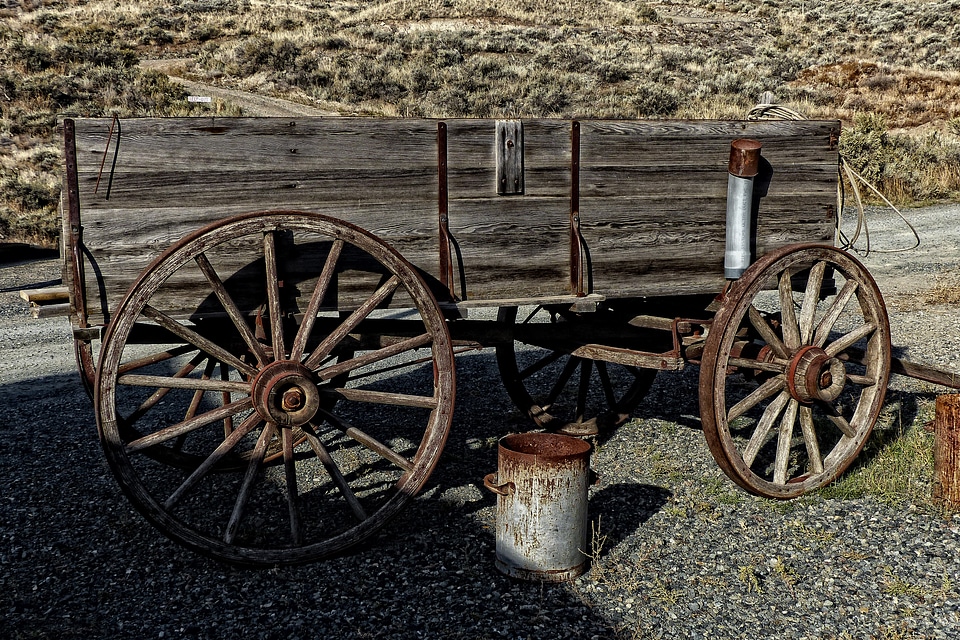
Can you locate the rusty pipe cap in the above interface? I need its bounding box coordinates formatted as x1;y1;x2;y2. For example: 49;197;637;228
728;139;762;178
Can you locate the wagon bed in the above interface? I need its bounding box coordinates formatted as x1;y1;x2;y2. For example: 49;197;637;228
56;116;904;566
64;117;838;320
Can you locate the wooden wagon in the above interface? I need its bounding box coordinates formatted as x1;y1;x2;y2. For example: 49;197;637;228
54;115;903;565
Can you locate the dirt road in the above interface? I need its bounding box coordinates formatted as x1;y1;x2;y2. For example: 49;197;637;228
139;59;340;117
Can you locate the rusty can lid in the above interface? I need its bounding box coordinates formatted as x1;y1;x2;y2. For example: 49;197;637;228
728;138;762;178
499;432;591;461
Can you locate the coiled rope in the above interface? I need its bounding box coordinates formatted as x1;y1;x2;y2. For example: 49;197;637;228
747;100;920;256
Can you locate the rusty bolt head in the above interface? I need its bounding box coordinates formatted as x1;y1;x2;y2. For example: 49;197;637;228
819;370;834;389
281;387;305;411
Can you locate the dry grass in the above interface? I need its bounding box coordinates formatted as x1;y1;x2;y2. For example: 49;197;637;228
890;272;960;312
818;397;937;508
2;0;960;245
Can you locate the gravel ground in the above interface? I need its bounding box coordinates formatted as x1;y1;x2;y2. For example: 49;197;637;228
2;205;960;639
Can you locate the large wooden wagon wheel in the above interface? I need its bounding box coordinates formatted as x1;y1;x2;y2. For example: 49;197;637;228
496;305;657;436
699;244;891;498
95;210;455;565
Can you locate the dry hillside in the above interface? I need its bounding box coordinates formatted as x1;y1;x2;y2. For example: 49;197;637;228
2;0;960;244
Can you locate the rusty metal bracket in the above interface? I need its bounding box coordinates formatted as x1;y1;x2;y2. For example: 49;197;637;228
437;121;455;297
483;473;515;496
570;120;586;297
62;119;87;329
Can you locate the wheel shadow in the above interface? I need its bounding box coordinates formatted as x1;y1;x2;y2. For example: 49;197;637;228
616;344;940;479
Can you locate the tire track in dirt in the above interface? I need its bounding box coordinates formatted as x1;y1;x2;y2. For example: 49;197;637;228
140;59;339;117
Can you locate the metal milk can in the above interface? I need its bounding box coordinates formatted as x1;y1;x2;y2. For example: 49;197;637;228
483;432;592;581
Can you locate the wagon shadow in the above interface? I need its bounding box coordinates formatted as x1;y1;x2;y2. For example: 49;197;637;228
2;363;635;640
6;339;937;639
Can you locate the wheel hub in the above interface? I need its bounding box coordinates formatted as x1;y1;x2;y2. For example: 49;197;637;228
252;361;321;427
786;345;846;404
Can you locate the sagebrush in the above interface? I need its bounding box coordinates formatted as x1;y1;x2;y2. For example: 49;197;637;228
2;0;960;246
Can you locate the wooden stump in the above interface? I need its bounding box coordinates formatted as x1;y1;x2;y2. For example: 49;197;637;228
934;394;960;508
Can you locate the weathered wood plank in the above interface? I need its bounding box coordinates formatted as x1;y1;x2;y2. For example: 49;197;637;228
20;286;70;303
70;117;447;322
31;303;71;319
577;119;837;299
578;119;838;154
447;197;571;300
495;120;524;195
71;117;441;171
78;204;440;250
75;169;439;209
442;119;572;299
578;166;836;199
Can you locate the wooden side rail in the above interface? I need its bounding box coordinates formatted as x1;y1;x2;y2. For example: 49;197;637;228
61;117;839;327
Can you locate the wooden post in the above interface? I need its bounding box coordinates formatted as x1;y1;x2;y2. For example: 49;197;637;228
934;394;960;508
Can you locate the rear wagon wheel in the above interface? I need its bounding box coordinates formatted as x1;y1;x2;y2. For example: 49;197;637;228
496;305;657;436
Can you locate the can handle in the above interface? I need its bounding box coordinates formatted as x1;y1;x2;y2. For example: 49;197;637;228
483;473;515;496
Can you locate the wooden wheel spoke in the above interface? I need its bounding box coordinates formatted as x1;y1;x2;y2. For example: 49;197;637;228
317;408;414;472
282;427;303;546
195;252;269;367
824;322;878;357
263;231;285;361
320;386;437;409
727;376;787;423
518;350;565;380
845;372;878;386
778;269;801;350
545;357;581;408
727;356;787;374
798;260;827;344
125;397;254;453
220;362;235;437
575;359;594;423
317;333;432;381
184;358;218;421
774;399;800;485
302;422;368;522
124;352;207;425
117;344;197;376
595;362;619;409
117;374;249;394
291;239;343;362
520;305;544;325
164;412;262;509
799;406;824;474
742;389;791;467
813;278;859;348
141;304;258;377
225;422;277;544
817;404;857;438
303;275;402;370
748;306;789;359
